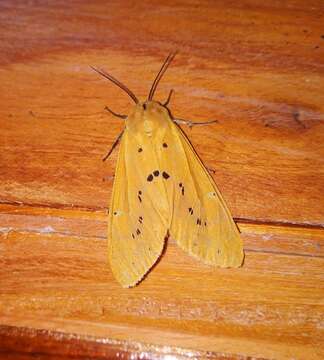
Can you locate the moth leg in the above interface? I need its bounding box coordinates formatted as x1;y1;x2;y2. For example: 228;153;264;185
173;118;218;129
102;130;124;161
102;174;115;182
105;106;127;120
206;167;216;174
163;89;174;107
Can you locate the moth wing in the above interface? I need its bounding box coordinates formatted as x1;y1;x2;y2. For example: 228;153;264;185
108;132;167;288
167;124;244;267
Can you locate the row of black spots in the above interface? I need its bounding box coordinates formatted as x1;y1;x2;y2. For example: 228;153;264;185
138;143;168;154
196;217;207;227
131;227;142;239
187;207;207;227
188;208;206;226
138;190;142;203
178;182;185;196
147;170;170;182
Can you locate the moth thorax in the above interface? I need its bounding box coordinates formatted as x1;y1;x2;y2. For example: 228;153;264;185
143;119;154;136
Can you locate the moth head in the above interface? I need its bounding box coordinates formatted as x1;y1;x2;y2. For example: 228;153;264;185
126;100;170;135
142;100;168;115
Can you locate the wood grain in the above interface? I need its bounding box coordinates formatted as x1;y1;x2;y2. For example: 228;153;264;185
0;0;323;225
0;0;323;358
0;206;323;359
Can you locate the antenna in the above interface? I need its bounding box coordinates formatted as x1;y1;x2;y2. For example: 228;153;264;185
147;51;177;101
91;66;139;104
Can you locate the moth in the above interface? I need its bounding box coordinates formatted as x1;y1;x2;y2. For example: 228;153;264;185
92;53;244;287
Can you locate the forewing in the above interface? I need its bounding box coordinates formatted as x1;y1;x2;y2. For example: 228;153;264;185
164;123;244;267
108;131;169;287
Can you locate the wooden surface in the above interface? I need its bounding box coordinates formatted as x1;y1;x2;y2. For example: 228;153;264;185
0;0;324;359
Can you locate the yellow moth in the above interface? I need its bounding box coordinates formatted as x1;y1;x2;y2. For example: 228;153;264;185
92;53;244;288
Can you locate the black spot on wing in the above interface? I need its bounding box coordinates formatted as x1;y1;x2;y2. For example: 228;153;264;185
162;171;170;179
153;170;160;177
163;143;168;148
178;182;185;195
147;174;154;182
138;147;143;153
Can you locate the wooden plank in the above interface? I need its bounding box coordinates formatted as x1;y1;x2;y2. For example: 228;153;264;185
0;204;323;257
1;1;324;358
0;324;260;360
0;1;323;225
0;226;323;359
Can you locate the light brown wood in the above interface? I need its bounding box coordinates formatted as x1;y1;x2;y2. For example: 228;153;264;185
1;3;324;225
0;0;324;358
0;206;323;359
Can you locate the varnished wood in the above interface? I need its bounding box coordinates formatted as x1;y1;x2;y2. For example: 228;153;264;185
0;0;323;358
0;206;323;359
0;1;323;225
